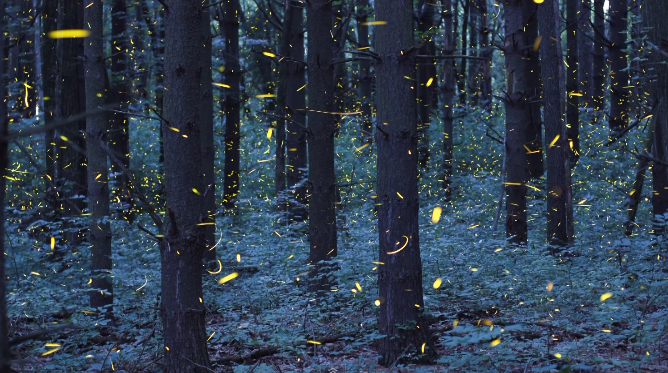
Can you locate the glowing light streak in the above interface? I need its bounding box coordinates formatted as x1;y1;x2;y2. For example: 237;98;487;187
548;134;560;148
387;236;409;254
600;292;613;301
217;272;239;285
361;21;387;25
546;282;554;292
426;77;434;87
212;82;231;88
48;29;90;38
262;51;276;58
490;339;501;347
433;278;442;289
136;275;148;291
533;36;542;51
431;206;442;223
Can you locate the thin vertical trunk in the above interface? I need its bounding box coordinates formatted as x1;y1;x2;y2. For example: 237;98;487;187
458;0;470;103
442;0;455;200
502;0;530;245
42;0;57;184
200;8;215;261
274;6;293;203
287;7;308;221
609;0;629;132
566;0;579;166
84;0;113;314
0;0;10;369
416;0;434;167
538;0;574;248
55;0;87;247
480;0;492;109
356;0;373;139
222;0;241;210
33;0;44;122
592;0;606;111
467;0;479;105
307;0;338;290
375;0;436;365
161;1;211;371
525;3;544;179
578;0;594;108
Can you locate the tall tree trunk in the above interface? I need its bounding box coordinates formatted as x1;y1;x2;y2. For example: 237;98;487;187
442;0;455;200
375;0;436;365
356;0;373;140
287;7;308;221
200;7;215;261
566;0;579;166
84;0;113;314
458;0;470;103
609;0;629;132
222;0;241;210
578;0;594;108
645;1;668;235
416;0;434;167
109;0;133;222
161;1;211;371
307;0;338;291
274;6;293;204
55;0;87;247
502;0;531;245
42;0;57;184
0;0;11;369
480;0;492;110
592;0;606;111
538;0;574;248
467;0;479;105
525;3;543;179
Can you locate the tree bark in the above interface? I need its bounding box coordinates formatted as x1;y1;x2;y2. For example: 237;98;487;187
84;0;113;314
286;6;308;221
578;0;594;108
274;5;293;205
307;0;338;291
467;0;479;105
502;0;531;245
161;1;211;371
375;0;436;365
566;0;579;166
537;0;574;248
356;0;373;140
0;0;11;369
592;0;606;111
609;0;629;132
458;0;470;103
416;0;434;167
525;3;543;179
200;7;215;261
42;0;57;185
442;0;455;200
222;0;241;210
480;0;492;110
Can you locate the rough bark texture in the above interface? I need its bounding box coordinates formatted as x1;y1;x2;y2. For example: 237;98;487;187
0;0;10;369
480;0;492;109
356;0;373;139
525;3;544;179
442;0;455;200
161;1;211;371
84;0;113;313
55;0;87;247
592;0;605;111
458;0;470;103
274;6;293;203
645;2;668;234
375;0;436;365
578;0;594;107
609;0;628;132
307;0;338;290
537;0;574;248
200;7;215;261
109;0;133;222
42;0;57;184
222;0;241;210
286;7;308;221
467;0;479;105
502;0;530;245
416;0;434;167
566;0;579;166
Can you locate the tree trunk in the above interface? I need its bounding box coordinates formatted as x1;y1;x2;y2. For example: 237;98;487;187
0;0;11;369
222;0;241;210
609;0;628;132
458;0;470;103
55;0;87;247
525;3;543;179
274;6;293;204
375;0;436;365
502;0;531;245
84;0;113;314
592;0;605;111
480;0;492;110
537;0;574;248
442;0;455;200
467;0;479;105
161;1;211;371
578;0;594;108
356;0;373;140
307;0;338;291
566;0;579;167
645;1;668;234
416;0;434;167
200;7;215;262
287;7;308;221
42;0;57;184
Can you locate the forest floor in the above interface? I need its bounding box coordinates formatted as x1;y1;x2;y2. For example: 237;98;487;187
5;106;668;372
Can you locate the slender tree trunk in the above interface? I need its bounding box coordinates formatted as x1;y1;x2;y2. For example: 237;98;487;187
609;0;629;133
55;0;87;247
0;1;11;369
592;0;606;111
566;0;579;166
467;0;479;105
161;1;211;371
538;0;574;248
109;0;133;222
578;0;594;108
416;0;434;167
458;0;470;103
525;3;543;179
356;0;373;140
42;0;57;184
442;0;455;200
307;0;338;291
200;7;215;261
480;0;492;110
375;0;436;365
84;0;113;314
274;6;293;204
287;7;308;221
222;0;241;210
502;0;531;245
645;0;668;235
